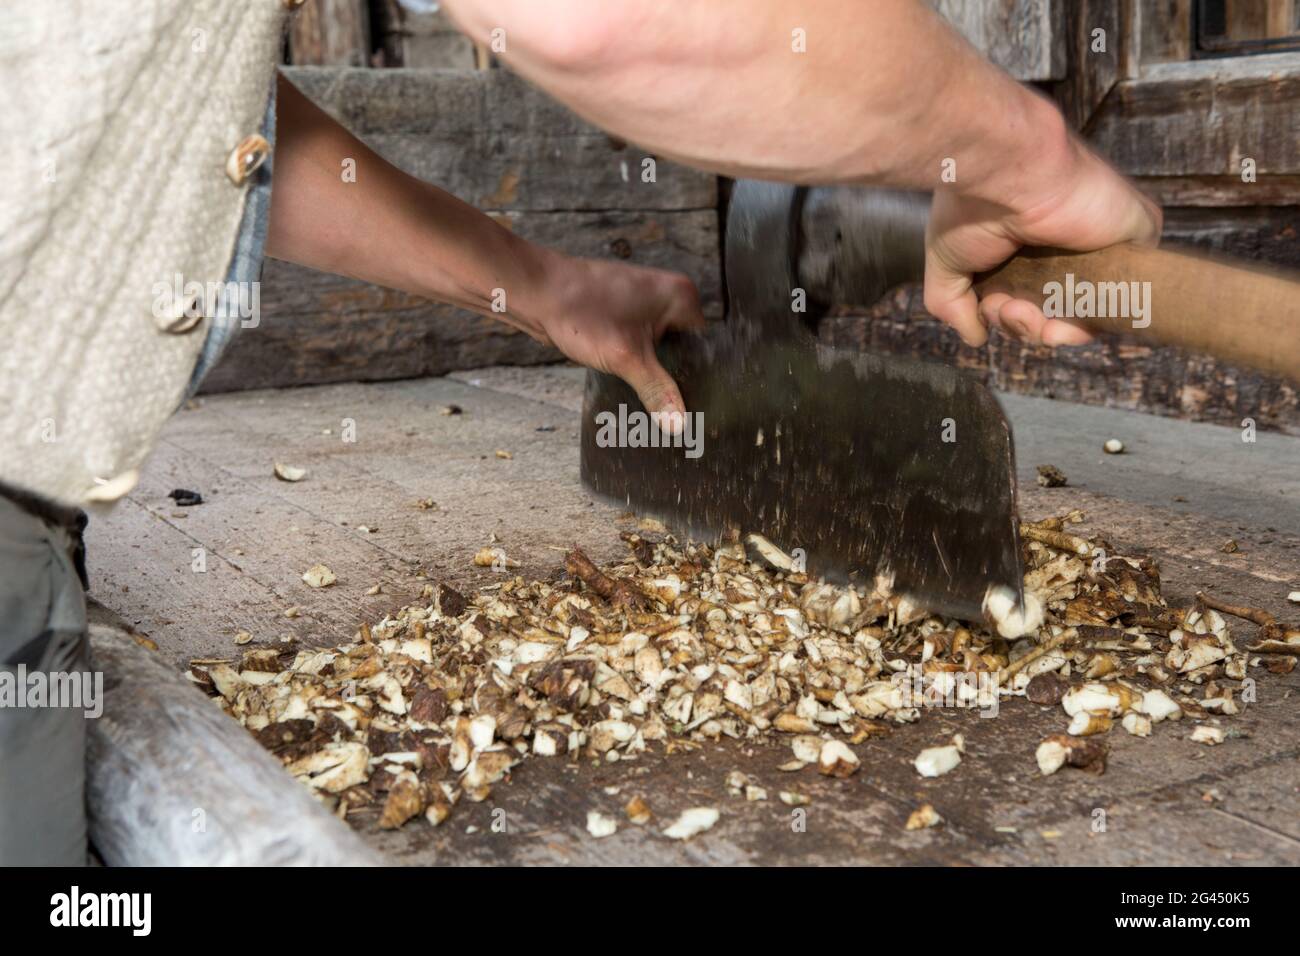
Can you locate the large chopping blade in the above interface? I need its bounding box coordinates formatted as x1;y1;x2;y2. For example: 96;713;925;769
580;181;1023;620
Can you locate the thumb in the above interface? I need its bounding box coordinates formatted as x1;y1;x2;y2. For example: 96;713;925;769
619;350;687;433
923;244;987;347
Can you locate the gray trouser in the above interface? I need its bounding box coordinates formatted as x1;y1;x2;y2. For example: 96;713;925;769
0;492;90;865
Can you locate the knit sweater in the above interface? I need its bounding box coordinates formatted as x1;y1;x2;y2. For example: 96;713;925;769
0;0;288;508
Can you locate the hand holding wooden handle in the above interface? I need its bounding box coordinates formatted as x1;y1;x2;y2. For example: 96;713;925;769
974;244;1300;383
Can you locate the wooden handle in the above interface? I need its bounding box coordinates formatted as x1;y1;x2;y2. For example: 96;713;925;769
974;244;1300;383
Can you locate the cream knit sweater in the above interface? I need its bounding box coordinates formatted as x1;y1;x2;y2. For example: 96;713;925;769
0;1;287;508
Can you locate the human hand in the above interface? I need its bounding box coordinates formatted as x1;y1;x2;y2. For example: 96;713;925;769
923;135;1162;347
531;254;706;423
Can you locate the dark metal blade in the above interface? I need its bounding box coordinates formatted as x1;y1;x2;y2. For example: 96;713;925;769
579;325;1023;620
580;179;1022;620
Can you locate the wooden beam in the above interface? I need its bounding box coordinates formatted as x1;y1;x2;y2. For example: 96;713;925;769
287;0;371;67
1088;54;1300;175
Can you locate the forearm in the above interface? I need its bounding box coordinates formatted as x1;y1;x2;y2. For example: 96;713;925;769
266;74;560;337
441;0;1072;203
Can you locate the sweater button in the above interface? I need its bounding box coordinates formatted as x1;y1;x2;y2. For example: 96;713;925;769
225;134;270;186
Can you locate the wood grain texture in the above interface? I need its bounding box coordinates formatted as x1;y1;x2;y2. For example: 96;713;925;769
1052;0;1123;130
1088;53;1300;175
974;243;1300;382
1138;0;1193;65
370;0;477;69
932;0;1066;80
287;0;371;67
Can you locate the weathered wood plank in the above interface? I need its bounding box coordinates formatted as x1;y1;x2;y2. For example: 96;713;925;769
203;209;720;393
1052;0;1123;130
1138;0;1192;66
932;0;1066;80
280;67;718;211
287;0;371;67
1088;53;1300;175
1137;174;1300;206
370;0;478;69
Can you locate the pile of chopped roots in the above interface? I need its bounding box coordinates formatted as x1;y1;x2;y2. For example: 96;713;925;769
189;511;1299;834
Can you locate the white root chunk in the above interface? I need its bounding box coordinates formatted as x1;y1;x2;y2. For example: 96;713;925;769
662;807;720;840
817;740;860;778
1190;725;1225;746
983;586;1044;639
1122;713;1152;737
1036;738;1069;776
914;744;961;778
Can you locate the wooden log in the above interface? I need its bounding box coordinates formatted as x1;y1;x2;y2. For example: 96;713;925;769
287;0;371;67
85;622;381;865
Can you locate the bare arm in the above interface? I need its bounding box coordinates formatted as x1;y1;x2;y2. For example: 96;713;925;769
442;0;1161;347
442;0;1057;198
266;74;704;417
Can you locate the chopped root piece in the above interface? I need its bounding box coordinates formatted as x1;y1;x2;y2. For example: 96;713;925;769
586;811;618;838
624;796;652;825
662;807;719;840
1122;713;1152;737
196;521;1270;834
1036;734;1107;776
301;564;336;588
905;803;943;830
1190;725;1225;746
379;771;425;829
817;740;860;778
473;546;519;569
914;744;961;778
1036;464;1069;488
983;586;1045;639
1067;711;1112;737
273;462;307;482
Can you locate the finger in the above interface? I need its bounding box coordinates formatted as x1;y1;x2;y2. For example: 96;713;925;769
619;350;688;430
1128;191;1163;248
995;297;1094;346
659;275;708;334
1042;318;1093;347
978;292;1013;333
923;247;987;346
995;297;1049;342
